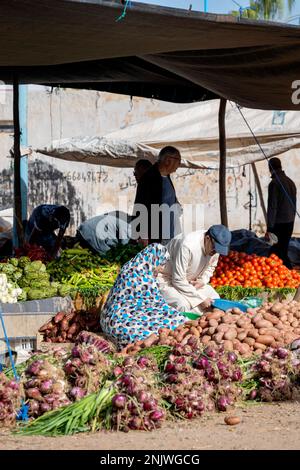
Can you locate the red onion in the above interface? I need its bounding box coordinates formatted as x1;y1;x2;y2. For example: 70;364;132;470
249;390;257;400
71;345;81;358
276;348;289;359
165;362;175;373
40;380;53;394
149;410;164;422
227;352;237;363
231;368;243;382
204;347;217;359
143;399;157;411
70;387;86;400
40;402;52;413
194;357;209;370
137;356;150;368
113;366;124;377
28;400;40;414
7;380;19;391
217;396;228;411
26;387;43;401
128;417;142;430
112;394;126;409
26;360;43;376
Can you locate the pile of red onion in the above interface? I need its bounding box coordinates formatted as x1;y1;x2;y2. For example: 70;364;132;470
0;373;22;427
23;359;70;417
64;343;111;399
110;356;165;431
76;331;116;354
162;344;244;418
252;347;300;402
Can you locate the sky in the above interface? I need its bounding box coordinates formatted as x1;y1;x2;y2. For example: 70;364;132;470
132;0;300;22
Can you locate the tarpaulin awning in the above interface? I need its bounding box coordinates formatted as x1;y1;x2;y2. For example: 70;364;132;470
1;1;300;109
38;100;300;169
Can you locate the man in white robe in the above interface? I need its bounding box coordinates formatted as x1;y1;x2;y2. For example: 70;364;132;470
157;225;232;314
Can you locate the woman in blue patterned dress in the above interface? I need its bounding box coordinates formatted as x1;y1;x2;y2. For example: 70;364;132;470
100;243;187;349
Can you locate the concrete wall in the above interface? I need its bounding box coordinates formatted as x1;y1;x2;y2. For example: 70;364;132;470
0;85;299;237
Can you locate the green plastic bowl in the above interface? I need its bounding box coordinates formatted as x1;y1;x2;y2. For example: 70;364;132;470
182;311;201;320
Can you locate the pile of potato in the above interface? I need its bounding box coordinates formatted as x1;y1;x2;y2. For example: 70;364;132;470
121;300;300;357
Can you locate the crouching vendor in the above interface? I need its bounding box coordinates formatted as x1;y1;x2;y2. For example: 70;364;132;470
157;225;232;314
25;204;70;259
100;244;186;349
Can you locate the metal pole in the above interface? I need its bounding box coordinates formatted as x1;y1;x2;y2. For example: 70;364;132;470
13;77;24;247
218;98;228;227
204;0;208;12
20;85;28;222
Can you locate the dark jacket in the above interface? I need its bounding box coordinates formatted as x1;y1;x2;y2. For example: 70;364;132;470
267;170;297;231
133;163;179;243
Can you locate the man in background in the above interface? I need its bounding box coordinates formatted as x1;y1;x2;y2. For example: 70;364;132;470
266;157;297;268
134;146;182;244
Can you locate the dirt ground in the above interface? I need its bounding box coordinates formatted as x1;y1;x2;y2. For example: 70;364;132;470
1;401;300;450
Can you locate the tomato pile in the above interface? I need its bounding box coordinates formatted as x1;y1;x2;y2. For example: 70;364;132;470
210;251;300;289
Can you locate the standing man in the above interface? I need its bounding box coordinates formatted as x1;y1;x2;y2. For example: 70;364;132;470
134;146;182;244
266;157;297;268
157;225;232;314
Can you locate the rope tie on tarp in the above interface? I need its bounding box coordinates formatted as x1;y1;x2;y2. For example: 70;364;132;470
116;0;131;22
0;305;28;421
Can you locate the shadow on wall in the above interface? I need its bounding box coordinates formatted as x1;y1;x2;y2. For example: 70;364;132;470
0;159;86;233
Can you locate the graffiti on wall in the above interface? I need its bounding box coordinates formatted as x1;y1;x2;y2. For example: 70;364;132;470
0;159;86;233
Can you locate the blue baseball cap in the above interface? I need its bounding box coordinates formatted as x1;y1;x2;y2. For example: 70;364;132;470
208;225;232;256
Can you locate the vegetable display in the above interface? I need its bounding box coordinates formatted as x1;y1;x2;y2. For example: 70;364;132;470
46;246;119;307
120;300;300;357
210;252;300;289
38;310;102;343
0;258;70;302
104;243;142;265
23;359;71;417
0;373;22;427
0;273;22;303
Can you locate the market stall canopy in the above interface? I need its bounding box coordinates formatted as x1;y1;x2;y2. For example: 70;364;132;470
38;137;160;168
106;100;300;167
40;100;300;169
1;1;300;109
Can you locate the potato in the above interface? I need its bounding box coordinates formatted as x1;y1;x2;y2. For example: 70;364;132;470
199;319;209;328
181;334;193;346
259;328;280;339
207;340;217;348
293;328;300;335
206;311;222;321
275;321;284;330
213;332;224;344
237;331;247;341
217;324;230;333
262;312;279;325
236;319;247;328
197;326;203;334
190;326;200;338
208;318;219;328
224;329;238;341
256;335;274;346
223;340;233;351
232;308;242;315
237;343;251;355
208;326;217;336
254;342;267;351
201;335;211;345
271;302;282;314
243;337;255;347
247;329;259;339
224;416;240;426
222;316;233;324
292;320;299;328
255;320;273;329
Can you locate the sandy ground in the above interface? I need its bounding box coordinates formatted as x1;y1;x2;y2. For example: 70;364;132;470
1;401;300;450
